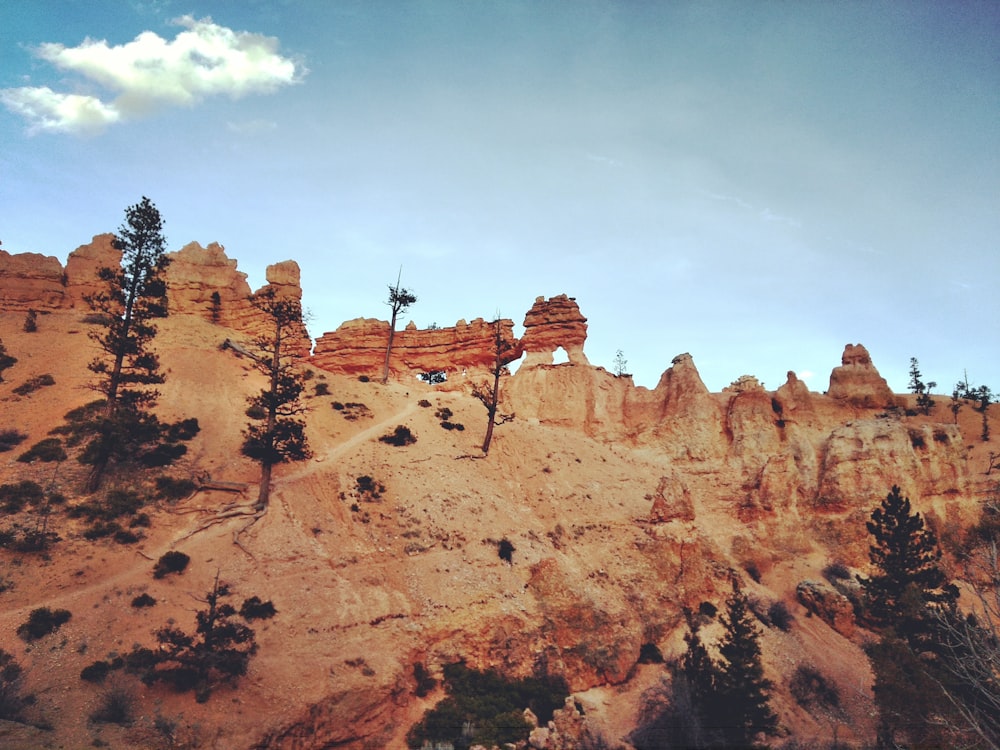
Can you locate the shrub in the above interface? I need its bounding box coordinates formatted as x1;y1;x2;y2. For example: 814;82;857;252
155;476;197;501
354;475;385;501
23;309;37;333
12;373;55;396
413;662;436;697
153;551;190;579
406;663;568;749
240;596;277;621
17;607;72;641
81;660;113;683
498;538;515;564
82;312;113;325
0;480;45;512
379;425;416;446
313;382;330;396
0;649;29;720
638;642;664;664
743;561;762;582
89;684;135;725
822;561;851;583
358;375;370;383
245;404;267;419
16;437;66;463
440;421;464;431
698;601;718;618
0;429;27;453
768;600;794;631
418;399;432;408
788;664;840;712
131;593;157;609
435;407;453;421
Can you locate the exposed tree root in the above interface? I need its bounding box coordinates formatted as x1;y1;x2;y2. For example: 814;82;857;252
176;504;260;542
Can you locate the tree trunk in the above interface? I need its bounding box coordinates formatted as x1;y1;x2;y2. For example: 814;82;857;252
256;462;272;510
382;315;397;384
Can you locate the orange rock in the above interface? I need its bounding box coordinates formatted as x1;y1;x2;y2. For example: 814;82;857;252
827;343;897;407
521;294;589;366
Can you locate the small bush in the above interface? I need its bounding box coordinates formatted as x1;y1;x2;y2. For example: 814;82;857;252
440;421;464;431
638;642;664;664
0;480;45;513
822;561;851;583
358;375;370;383
789;664;840;711
89;684;135;726
0;649;29;720
0;429;27;453
313;382;330;396
81;660;113;683
698;601;718;618
17;607;72;641
82;312;113;325
418;399;432;408
131;593;157;609
240;596;277;621
245;404;267;419
153;551;190;579
23;309;37;333
155;476;197;501
12;373;55;396
16;437;66;463
413;662;437;697
379;425;416;446
435;407;453;421
768;600;794;631
498;538;515;564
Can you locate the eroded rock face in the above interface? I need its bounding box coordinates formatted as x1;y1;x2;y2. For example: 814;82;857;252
796;580;856;637
162;241;252;324
0;250;67;311
312;317;520;378
521;295;589;366
651;353;726;461
827;343;896;407
65;234;122;306
649;472;695;523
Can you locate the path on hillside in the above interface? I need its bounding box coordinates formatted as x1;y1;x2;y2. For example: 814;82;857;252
277;400;421;485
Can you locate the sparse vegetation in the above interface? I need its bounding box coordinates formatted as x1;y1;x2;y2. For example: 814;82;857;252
23;309;38;333
0;649;30;720
406;662;568;749
239;596;277;621
379;425;416;446
131;593;157;608
155;475;196;501
0;338;17;382
17;437;66;463
313;381;330;396
12;373;55;396
18;607;72;641
382;272;417;383
88;683;135;725
789;664;841;712
822;560;851;583
153;550;190;579
472;318;517;455
0;429;28;453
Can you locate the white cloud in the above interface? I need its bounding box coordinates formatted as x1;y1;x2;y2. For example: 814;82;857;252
797;369;815;381
1;16;304;134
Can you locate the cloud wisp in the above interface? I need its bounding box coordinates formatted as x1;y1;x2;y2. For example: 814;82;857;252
1;15;304;135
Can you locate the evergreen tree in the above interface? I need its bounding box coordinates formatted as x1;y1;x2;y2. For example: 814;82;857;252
860;485;958;646
241;288;311;509
715;578;778;747
908;357;936;415
78;197;197;491
381;269;416;383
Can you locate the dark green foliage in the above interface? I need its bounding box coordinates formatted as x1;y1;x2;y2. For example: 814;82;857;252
132;575;257;701
498;538;515;564
789;665;840;712
81;197;172;492
88;684;134;725
860;485;958;645
822;561;851;583
81;660;113;683
241;289;311;509
23;309;37;333
0;481;44;513
131;593;157;608
908;357;936;415
12;373;55;396
418;399;432;408
767;600;794;631
413;662;436;697
313;382;330;396
379;425;416;446
0;429;28;452
17;607;71;641
155;475;196;501
0;649;29;720
17;437;66;463
239;596;276;621
406;662;568;749
354;475;385;500
0;338;16;382
153;551;190;579
68;489;146;525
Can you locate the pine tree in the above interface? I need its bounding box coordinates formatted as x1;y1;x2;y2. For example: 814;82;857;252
908;357;936;415
715;578;778;747
860;485;958;646
381;270;416;383
241;288;311;509
77;197;198;491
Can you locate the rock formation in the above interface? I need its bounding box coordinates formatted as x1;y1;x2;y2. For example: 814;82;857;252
0;249;67;310
520;294;589;366
827;343;897;407
311;317;520;378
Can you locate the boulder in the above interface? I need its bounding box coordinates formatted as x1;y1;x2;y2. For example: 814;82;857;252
796;580;856;637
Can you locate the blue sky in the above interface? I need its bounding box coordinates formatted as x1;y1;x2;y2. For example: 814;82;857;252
2;1;997;393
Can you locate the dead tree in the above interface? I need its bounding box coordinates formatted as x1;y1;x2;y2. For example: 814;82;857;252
472;318;517;455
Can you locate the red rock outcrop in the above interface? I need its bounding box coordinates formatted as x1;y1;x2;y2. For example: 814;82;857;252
162;241;253;323
521;294;589;366
0;249;67;311
827;343;897;407
64;234;122;306
311;317;520;379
